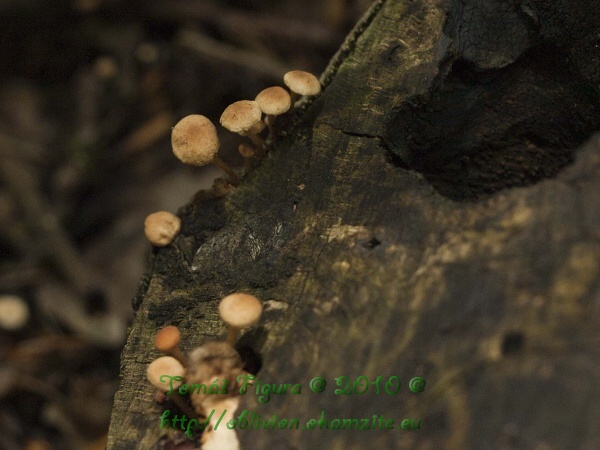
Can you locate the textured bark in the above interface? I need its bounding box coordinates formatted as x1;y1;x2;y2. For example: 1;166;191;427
108;0;600;449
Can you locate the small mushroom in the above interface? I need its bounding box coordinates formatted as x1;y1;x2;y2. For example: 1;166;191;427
218;293;262;345
144;211;181;247
220;100;266;157
283;70;321;106
147;356;197;419
238;143;256;174
147;355;185;393
171;114;240;185
155;325;188;366
0;295;30;331
255;86;291;144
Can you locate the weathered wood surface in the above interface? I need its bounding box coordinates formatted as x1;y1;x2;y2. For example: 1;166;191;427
108;0;600;448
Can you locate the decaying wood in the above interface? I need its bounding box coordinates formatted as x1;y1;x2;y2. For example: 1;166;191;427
109;0;600;448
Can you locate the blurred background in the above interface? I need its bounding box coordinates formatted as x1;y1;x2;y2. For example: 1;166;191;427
0;0;372;448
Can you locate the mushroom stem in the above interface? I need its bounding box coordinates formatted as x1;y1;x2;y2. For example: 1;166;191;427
168;348;189;368
212;155;240;186
225;326;241;346
265;115;276;145
243;156;253;175
242;132;266;158
170;390;201;420
238;144;255;175
289;91;300;107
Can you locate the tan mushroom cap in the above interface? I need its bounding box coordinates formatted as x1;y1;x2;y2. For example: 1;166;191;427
155;325;181;352
283;70;321;96
147;356;185;392
144;211;181;247
219;293;262;328
220;100;262;134
255;86;291;115
171;114;220;166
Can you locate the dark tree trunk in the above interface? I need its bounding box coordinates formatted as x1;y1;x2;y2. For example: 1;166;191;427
108;0;600;448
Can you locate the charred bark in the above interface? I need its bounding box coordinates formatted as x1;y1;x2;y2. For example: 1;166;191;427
109;0;600;448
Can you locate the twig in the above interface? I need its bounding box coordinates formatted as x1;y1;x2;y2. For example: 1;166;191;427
0;263;45;290
121;110;174;155
0;133;48;166
0;157;90;293
36;282;126;348
149;1;343;49
177;29;292;81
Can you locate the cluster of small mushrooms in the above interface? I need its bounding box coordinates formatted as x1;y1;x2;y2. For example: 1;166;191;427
146;293;263;449
141;70;320;448
143;69;321;248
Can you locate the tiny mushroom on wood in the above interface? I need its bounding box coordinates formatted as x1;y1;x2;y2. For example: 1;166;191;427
255;86;291;143
283;70;321;105
220;100;266;157
171;114;240;185
218;293;263;345
155;325;188;366
144;211;181;247
147;355;185;393
238;143;256;174
147;355;197;419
